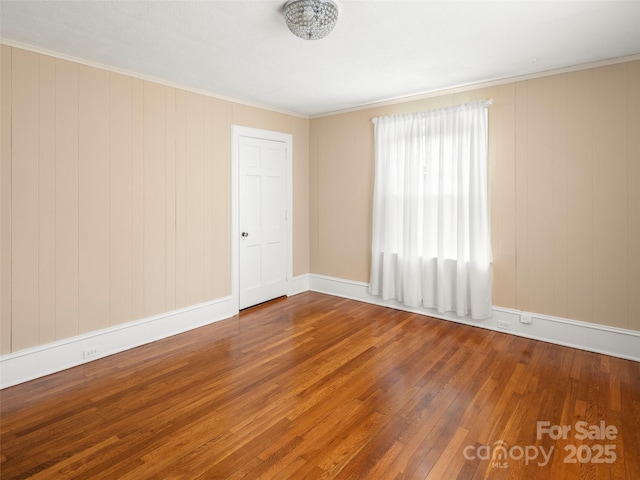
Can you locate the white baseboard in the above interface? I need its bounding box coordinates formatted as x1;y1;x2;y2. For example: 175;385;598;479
0;296;236;389
308;274;640;362
289;274;310;296
0;274;313;389
3;273;637;389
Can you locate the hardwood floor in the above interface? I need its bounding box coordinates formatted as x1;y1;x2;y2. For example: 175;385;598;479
1;292;639;479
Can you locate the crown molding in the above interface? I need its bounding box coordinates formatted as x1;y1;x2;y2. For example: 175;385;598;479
311;53;640;118
3;38;639;125
0;38;310;120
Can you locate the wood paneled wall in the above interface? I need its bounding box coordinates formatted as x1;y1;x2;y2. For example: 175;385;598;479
310;60;640;332
1;45;11;354
1;43;637;354
0;45;309;354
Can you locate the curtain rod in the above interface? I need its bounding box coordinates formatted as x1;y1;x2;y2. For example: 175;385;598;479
372;99;493;124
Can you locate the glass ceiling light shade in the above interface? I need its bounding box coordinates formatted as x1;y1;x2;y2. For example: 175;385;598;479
284;0;338;40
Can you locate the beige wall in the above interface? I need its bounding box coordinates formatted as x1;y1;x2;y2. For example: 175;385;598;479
0;45;309;354
2;43;638;356
310;60;640;332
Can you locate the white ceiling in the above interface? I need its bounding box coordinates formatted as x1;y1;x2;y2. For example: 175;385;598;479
1;1;639;117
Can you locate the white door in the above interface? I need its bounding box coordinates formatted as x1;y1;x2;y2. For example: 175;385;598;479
238;135;287;309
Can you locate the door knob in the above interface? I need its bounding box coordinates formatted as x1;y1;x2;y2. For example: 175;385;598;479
241;232;249;237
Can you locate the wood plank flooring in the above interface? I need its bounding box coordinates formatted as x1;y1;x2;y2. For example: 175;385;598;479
1;292;639;479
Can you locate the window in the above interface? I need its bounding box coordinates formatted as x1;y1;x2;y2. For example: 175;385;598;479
369;100;492;320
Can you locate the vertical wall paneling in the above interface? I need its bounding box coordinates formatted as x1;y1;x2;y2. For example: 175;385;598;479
55;58;80;340
309;119;320;275
0;45;12;354
203;98;214;300
109;72;133;326
165;87;176;311
306;59;637;331
552;74;569;319
185;92;205;305
3;45;310;354
292;117;310;277
175;89;187;308
493;84;517;309
487;87;500;290
514;81;530;311
627;62;640;331
143;81;167;317
566;70;594;323
316;112;373;281
38;54;56;344
211;98;231;298
3;44;639;356
526;77;556;315
592;65;629;328
131;78;144;321
11;49;39;350
78;66;110;334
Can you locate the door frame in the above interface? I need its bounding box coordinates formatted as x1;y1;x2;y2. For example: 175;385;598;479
231;125;293;313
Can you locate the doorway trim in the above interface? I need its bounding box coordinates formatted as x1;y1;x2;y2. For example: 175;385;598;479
231;125;293;313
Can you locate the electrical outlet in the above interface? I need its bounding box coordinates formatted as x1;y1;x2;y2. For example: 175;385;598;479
497;320;511;330
520;314;532;325
83;347;100;359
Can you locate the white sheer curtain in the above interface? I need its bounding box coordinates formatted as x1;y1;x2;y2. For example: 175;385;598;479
369;100;492;320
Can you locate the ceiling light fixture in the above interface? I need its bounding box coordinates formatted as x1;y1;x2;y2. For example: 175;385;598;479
284;0;339;40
